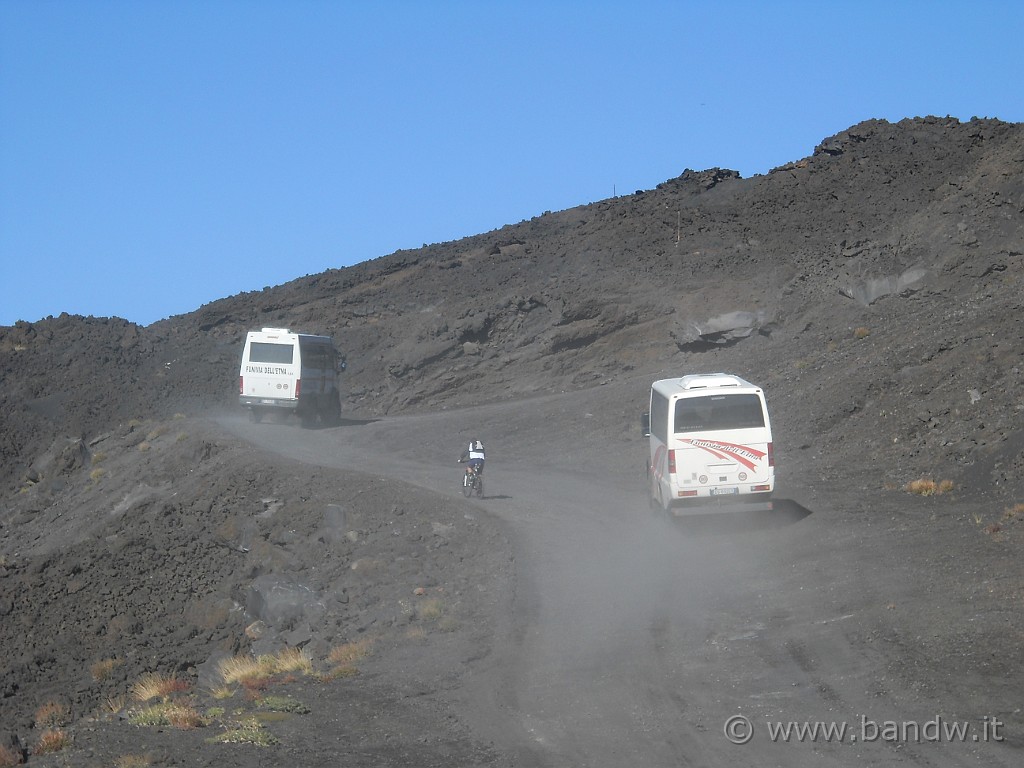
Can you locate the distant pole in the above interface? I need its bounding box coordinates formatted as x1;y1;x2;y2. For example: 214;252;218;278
676;211;681;245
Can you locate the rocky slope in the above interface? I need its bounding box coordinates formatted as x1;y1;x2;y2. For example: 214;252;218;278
3;117;1022;498
1;115;1022;764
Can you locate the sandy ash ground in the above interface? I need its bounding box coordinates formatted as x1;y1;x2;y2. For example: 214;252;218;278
2;117;1024;766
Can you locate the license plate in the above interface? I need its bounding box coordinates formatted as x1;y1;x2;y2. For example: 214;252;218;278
260;399;275;404
711;487;738;495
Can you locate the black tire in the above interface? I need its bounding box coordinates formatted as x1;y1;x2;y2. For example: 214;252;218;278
462;479;473;497
300;409;316;429
475;478;484;498
249;408;263;424
325;391;341;426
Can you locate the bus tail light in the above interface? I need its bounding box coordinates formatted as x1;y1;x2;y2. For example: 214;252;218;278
295;379;301;399
767;442;775;467
239;376;244;394
667;449;676;475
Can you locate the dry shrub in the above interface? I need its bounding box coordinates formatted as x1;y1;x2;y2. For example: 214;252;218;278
34;700;70;728
210;685;235;700
0;744;22;768
208;718;280;746
904;478;955;497
257;695;311;714
327;638;374;667
318;664;359;681
853;326;871;339
89;467;107;482
115;756;152;768
104;694;127;714
33;729;71;755
90;657;123;681
218;648;312;686
274;647;313;675
984;522;1003;536
437;615;460;633
417;597;444;620
218;655;276;686
129;701;206;729
1003;503;1024;521
131;672;190;702
241;678;272;700
164;702;206;729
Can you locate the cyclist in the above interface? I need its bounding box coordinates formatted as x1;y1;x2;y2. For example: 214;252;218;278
458;439;486;483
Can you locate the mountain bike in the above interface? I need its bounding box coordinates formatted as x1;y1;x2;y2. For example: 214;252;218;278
461;463;484;498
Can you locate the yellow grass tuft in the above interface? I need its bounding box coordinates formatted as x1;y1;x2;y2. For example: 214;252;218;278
131;672;190;702
34;700;70;728
0;744;21;768
417;597;444;620
904;478;955;496
89;467;107;482
33;729;71;755
217;647;312;685
1003;503;1024;521
217;655;275;685
104;694;127;714
327;638;374;667
317;664;360;681
114;755;153;768
274;647;313;675
129;701;206;729
90;657;123;681
853;326;871;339
164;702;206;729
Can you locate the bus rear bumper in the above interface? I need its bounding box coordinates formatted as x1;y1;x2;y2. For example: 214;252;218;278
669;493;774;516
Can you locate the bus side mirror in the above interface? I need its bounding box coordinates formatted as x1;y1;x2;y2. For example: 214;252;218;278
640;412;651;438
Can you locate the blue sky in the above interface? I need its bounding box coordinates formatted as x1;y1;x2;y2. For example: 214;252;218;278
2;1;1021;327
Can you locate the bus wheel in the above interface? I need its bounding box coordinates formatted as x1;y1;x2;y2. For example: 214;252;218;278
249;408;263;424
324;391;341;426
659;489;672;514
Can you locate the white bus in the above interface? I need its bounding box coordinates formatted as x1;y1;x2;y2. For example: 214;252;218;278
642;373;774;513
238;328;345;427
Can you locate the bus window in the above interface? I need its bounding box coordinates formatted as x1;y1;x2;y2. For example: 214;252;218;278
674;394;764;433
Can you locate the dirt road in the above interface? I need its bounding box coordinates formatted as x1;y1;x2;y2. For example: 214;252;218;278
221;383;1023;768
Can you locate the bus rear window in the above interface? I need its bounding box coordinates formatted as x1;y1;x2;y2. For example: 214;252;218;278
673;394;765;433
249;342;294;365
